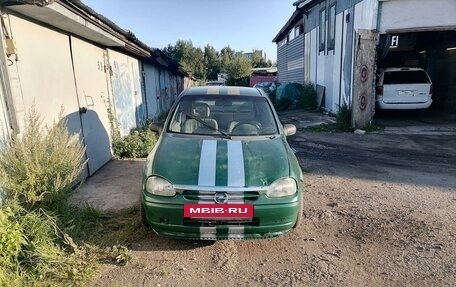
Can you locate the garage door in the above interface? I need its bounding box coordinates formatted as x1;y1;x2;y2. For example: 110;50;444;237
143;63;160;118
70;36;113;175
107;49;145;137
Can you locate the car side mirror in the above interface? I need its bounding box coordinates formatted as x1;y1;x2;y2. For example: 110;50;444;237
283;124;296;137
150;122;164;134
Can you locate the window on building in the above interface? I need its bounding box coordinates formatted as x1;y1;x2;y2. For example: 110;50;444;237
289;29;295;42
319;8;326;52
328;4;336;51
295;23;303;38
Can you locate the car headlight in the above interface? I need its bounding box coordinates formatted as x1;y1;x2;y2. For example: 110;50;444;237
266;177;297;198
145;176;176;196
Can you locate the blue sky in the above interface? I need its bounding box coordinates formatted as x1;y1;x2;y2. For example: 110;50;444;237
82;0;296;62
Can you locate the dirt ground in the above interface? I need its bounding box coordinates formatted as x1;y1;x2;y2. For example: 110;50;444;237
86;113;456;287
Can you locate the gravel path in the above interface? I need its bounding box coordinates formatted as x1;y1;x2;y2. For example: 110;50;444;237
90;127;456;287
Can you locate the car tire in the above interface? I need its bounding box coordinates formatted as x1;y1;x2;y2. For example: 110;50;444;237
293;194;303;229
140;203;149;228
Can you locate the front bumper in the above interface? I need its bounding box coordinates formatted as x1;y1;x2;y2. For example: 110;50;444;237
142;193;300;240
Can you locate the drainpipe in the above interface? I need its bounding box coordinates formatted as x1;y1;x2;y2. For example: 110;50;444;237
0;12;18;135
338;10;345;108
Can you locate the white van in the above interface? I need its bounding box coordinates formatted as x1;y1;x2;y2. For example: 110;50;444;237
375;67;433;110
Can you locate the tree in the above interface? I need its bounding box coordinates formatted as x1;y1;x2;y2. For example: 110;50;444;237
225;54;252;86
204;44;220;80
251;49;272;68
164;41;274;85
220;46;235;73
162;40;205;79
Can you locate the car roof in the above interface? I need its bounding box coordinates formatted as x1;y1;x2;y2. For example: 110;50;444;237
182;86;265;97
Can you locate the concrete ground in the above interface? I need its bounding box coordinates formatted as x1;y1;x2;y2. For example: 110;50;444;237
70;159;145;211
71;109;456;211
277;110;336;129
373;109;456;135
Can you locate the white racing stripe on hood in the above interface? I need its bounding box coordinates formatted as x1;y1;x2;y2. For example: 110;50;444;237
227;141;245;187
198;140;217;186
198;140;246;239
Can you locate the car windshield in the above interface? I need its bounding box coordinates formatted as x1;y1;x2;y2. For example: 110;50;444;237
383;70;430;85
168;95;279;136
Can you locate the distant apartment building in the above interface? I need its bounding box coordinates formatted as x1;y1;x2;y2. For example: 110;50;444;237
243;50;265;60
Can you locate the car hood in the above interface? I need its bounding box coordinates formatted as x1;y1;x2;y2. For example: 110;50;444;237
149;135;290;187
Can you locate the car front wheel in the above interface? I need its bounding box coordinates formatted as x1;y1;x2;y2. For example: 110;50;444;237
140;203;149;228
293;194;303;229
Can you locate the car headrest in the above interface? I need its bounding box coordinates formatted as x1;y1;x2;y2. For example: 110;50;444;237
193;102;210;117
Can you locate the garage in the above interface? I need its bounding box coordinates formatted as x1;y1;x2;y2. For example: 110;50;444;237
376;30;456;116
373;0;456;123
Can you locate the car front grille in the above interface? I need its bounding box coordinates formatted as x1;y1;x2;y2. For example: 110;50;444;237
182;190;260;202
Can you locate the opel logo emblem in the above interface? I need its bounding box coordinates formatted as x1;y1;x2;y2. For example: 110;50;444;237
214;192;228;204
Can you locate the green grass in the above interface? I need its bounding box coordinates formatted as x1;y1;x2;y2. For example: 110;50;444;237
1;201;147;286
364;123;384;132
83;207;147;247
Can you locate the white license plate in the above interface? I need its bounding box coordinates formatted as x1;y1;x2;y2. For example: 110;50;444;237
398;90;413;95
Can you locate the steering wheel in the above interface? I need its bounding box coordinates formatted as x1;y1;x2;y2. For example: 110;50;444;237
231;121;261;136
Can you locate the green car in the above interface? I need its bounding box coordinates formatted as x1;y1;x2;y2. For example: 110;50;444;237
141;86;303;240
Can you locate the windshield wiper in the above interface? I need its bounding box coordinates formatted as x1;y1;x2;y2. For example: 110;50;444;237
183;112;231;139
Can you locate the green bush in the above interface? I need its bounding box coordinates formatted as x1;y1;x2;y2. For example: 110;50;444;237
0;107;86;210
271;82;317;111
0;205;25;270
300;83;317;110
336;103;352;127
113;128;157;158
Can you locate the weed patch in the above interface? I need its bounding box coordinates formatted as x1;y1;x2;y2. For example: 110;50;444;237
113;128;157;159
0;108;85;209
0;107;142;287
299;83;317;110
305;104;354;133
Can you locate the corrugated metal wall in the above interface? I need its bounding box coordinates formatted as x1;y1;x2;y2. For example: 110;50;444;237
277;44;288;83
276;34;305;84
287;34;305;84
